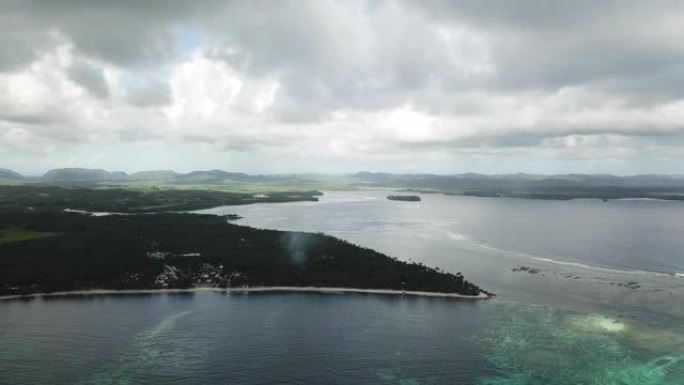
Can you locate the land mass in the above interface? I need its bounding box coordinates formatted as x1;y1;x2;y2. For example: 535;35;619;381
0;180;490;297
387;195;422;202
2;167;684;200
0;185;321;213
358;172;684;200
0;211;485;298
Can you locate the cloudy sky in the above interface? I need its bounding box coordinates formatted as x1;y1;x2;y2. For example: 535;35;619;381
2;0;684;175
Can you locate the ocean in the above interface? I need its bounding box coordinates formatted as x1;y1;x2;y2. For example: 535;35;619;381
2;191;684;384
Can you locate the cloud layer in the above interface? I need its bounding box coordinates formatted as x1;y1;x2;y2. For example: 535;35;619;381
1;0;683;174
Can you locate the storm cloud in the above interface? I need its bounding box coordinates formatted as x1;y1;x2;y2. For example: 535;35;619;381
1;0;683;174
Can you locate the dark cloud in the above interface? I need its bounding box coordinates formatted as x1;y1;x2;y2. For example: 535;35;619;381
0;15;48;70
0;0;200;68
408;1;684;95
67;60;109;98
5;1;683;110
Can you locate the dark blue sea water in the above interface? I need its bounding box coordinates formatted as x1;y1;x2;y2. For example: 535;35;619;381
3;191;684;384
2;292;683;385
1;292;490;384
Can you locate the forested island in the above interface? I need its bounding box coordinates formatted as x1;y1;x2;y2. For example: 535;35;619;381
387;195;422;202
0;184;486;298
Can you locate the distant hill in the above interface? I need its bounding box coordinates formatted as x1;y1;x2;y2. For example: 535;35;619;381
37;168;304;185
42;168;128;182
0;168;23;180
175;169;248;183
20;168;684;199
128;170;178;181
355;172;684;189
174;170;297;184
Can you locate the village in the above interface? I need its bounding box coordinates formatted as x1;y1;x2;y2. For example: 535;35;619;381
147;249;248;288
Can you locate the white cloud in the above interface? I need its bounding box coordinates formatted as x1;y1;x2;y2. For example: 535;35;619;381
1;0;684;174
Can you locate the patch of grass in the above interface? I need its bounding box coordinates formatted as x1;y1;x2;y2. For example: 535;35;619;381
0;226;60;244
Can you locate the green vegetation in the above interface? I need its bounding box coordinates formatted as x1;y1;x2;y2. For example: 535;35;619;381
448;189;684;201
5;167;684;200
387;195;421;202
0;226;59;244
0;168;360;194
0;185;322;213
0;177;485;297
356;172;684;201
0;211;484;297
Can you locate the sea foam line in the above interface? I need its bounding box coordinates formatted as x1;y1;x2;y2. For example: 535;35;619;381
465;238;678;278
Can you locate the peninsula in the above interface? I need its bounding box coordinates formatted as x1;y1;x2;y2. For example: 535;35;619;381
0;184;486;298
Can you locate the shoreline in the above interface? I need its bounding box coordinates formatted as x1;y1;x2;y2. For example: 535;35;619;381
0;286;492;301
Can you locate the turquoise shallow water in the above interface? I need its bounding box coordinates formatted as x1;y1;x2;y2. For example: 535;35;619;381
479;303;684;385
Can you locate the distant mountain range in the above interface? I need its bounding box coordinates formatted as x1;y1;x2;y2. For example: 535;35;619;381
0;168;308;184
354;172;684;189
2;168;684;192
42;168;128;182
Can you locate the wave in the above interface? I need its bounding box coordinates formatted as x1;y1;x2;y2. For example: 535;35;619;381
530;257;679;278
63;208;122;216
526;257;668;277
531;256;609;271
467;240;677;278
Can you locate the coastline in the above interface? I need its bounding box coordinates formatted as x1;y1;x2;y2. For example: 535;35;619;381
0;286;492;301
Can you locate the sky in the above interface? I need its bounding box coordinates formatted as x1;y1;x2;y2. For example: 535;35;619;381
1;0;684;175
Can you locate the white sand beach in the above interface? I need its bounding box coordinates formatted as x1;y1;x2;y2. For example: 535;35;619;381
0;286;492;301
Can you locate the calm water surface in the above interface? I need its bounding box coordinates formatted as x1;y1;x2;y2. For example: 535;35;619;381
2;191;684;384
218;191;684;275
